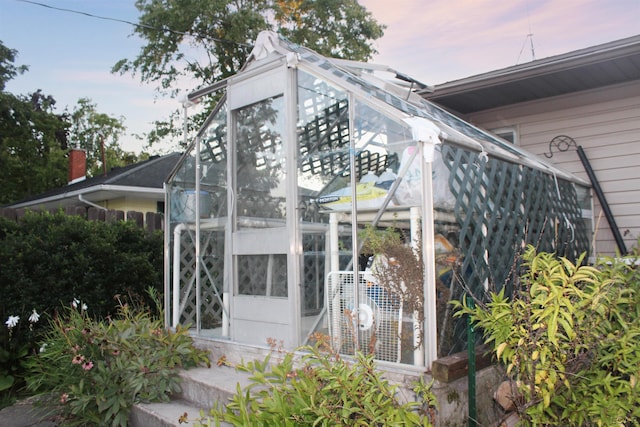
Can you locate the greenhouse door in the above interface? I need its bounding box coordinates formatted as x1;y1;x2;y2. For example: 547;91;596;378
232;230;293;346
228;65;298;348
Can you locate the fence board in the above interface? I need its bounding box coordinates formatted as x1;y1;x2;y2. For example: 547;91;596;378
0;207;163;232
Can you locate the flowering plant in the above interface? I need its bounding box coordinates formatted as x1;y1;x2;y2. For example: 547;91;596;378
25;291;210;426
1;307;42;404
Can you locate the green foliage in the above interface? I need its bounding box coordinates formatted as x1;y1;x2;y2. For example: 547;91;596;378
68;98;139;178
0;40;147;204
359;224;404;255
454;245;640;426
0;211;163;404
200;339;436;426
0;41;28;91
275;0;386;64
359;225;425;347
25;293;210;426
0;211;163;320
114;0;385;148
0;313;37;408
0;87;69;204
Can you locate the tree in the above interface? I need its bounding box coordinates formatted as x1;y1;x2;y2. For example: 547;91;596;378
0;42;69;203
113;0;385;147
68;98;134;177
0;41;146;204
0;42;28;91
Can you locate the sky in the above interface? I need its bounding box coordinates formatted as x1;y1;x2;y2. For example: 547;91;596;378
2;0;639;154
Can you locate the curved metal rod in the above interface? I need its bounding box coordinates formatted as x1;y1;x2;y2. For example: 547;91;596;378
546;135;627;255
544;134;577;158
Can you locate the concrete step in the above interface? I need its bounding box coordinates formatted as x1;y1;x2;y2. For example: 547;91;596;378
174;365;255;411
130;363;254;427
129;399;205;427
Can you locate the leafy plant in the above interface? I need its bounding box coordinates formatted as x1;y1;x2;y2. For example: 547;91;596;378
25;291;210;426
0;309;41;408
0;211;164;406
454;245;640;426
360;225;425;347
0;211;164;322
199;335;436;426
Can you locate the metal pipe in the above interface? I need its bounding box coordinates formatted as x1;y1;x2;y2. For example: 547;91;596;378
576;146;627;255
467;295;477;427
77;194;107;211
348;96;360;351
172;223;187;327
420;142;438;368
195;134;202;334
410;206;425;366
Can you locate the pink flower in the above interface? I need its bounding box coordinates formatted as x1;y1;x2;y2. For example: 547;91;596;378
60;393;69;404
82;361;94;371
72;355;85;365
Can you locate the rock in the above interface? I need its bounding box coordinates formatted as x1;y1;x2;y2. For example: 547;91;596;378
494;380;521;412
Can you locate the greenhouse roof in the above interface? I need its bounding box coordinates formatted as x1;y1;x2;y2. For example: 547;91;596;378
189;31;588;186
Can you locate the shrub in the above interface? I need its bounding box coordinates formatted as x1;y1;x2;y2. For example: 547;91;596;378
0;211;163;404
200;336;436;426
454;245;640;426
0;211;163;321
25;292;210;426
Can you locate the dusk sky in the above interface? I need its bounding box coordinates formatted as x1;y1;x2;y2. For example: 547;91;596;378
2;0;639;153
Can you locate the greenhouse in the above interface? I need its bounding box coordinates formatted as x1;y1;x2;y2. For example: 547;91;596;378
164;31;591;369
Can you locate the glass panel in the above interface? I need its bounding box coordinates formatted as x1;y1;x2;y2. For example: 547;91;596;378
235;95;286;222
575;184;592;211
166;101;228;333
296;70;350;342
237;254;287;297
350;100;414;211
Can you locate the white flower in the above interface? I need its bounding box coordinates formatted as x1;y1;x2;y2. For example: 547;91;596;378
40;343;48;353
81;303;88;311
5;315;19;329
29;309;40;323
72;298;80;309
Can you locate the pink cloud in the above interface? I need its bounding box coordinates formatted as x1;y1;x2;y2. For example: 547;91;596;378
359;0;640;83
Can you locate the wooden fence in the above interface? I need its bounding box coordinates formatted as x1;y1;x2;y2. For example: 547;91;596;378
0;206;164;233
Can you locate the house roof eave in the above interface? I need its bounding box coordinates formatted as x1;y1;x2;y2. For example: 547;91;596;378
9;185;164;210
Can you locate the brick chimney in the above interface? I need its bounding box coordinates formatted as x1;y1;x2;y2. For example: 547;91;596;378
68;148;87;184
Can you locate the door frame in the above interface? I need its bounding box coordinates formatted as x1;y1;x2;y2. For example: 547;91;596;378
226;62;302;348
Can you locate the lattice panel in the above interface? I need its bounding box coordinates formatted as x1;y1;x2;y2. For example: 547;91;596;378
302;234;326;314
299;100;349;161
176;229;225;329
298;98;398;179
237;254;287;297
440;144;590;355
236;193;286;218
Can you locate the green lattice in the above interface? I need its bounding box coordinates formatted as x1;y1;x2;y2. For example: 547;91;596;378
441;144;590;355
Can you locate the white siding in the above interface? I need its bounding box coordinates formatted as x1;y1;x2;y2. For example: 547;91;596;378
467;81;640;257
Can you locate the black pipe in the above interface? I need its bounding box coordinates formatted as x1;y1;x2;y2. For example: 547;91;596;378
576;145;627;255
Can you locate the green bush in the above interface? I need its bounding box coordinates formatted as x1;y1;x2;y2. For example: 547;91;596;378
200;338;436;426
454;245;640;426
25;292;210;426
0;211;163;319
0;211;163;405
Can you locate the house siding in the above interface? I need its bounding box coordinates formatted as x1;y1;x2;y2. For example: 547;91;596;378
105;198;159;215
465;81;640;256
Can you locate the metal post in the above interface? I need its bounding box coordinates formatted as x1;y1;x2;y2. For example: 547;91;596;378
348;95;359;351
420;143;439;368
467;295;477;427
